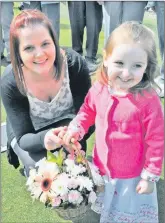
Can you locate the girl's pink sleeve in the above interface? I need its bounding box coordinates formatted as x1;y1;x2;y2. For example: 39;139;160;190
140;95;164;182
68;86;96;140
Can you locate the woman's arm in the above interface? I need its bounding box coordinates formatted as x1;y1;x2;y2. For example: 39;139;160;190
1;68;48;152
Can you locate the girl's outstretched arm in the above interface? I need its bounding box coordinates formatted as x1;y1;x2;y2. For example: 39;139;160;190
62;85;97;146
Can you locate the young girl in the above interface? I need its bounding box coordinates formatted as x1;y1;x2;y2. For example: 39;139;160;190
60;21;164;222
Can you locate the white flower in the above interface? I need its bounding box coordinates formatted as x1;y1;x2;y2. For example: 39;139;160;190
40;192;50;203
68;190;83;205
51;175;69;197
68;178;79;189
78;176;93;191
71;165;86;177
88;191;97;204
65;158;75;167
88;162;104;186
65;159;87;176
26;169;37;188
37;160;60;177
35;157;46;167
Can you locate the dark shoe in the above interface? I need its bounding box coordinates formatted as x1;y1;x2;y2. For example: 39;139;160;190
93;57;102;65
19;167;28;178
1;53;5;59
86;56;102;65
19;168;25;177
85;57;98;74
18;4;24;11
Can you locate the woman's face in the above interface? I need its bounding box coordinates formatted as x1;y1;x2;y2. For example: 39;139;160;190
19;24;56;78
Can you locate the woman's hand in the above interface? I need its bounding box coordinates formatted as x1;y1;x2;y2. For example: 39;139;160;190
44;126;67;151
136;179;154;194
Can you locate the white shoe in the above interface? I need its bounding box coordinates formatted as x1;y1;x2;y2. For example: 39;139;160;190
155;76;164;98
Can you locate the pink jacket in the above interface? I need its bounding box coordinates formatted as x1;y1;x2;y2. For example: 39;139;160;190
70;81;164;181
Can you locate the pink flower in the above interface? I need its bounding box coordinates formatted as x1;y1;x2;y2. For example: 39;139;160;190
68;190;83;205
52;197;61;207
27;167;58;203
60;194;68;202
41;177;53;192
68;178;78;189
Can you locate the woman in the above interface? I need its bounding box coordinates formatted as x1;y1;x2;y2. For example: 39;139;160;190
1;9;94;176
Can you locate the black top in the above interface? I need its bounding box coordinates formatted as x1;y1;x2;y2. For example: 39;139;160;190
1;48;94;167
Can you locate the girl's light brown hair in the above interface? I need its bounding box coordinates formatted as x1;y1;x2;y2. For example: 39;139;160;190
96;21;159;93
10;9;62;95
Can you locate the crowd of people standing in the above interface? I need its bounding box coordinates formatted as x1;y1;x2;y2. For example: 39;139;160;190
1;2;164;93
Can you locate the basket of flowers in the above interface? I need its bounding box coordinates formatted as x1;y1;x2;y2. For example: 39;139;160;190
26;148;104;221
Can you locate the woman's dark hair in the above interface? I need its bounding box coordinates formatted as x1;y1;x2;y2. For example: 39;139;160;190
10;9;63;95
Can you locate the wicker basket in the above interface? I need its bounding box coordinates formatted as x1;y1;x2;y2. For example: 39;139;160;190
55;203;90;220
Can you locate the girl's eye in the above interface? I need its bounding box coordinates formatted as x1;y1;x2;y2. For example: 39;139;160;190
115;61;123;66
134;64;142;68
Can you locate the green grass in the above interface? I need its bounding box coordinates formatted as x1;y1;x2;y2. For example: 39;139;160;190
1;3;164;223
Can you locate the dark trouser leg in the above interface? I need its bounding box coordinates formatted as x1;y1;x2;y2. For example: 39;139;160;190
103;1;122;44
1;2;14;61
41;3;60;41
122;1;146;23
155;1;164;60
29;1;41;10
11;139;47;177
68;2;86;55
85;2;103;59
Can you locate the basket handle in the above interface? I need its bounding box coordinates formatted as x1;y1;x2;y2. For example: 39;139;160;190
70;145;95;185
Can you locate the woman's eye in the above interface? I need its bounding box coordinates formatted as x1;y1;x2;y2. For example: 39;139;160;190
42;42;50;47
24;46;34;52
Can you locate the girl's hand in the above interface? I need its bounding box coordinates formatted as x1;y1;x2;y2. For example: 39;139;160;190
58;129;81;153
59;129;80;146
44;126;67;150
136;179;154;194
58;128;82;153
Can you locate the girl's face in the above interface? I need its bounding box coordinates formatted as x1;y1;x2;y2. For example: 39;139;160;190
19;24;56;78
104;44;148;93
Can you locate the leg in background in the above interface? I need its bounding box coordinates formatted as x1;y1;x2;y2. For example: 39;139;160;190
41;3;60;41
68;1;85;55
